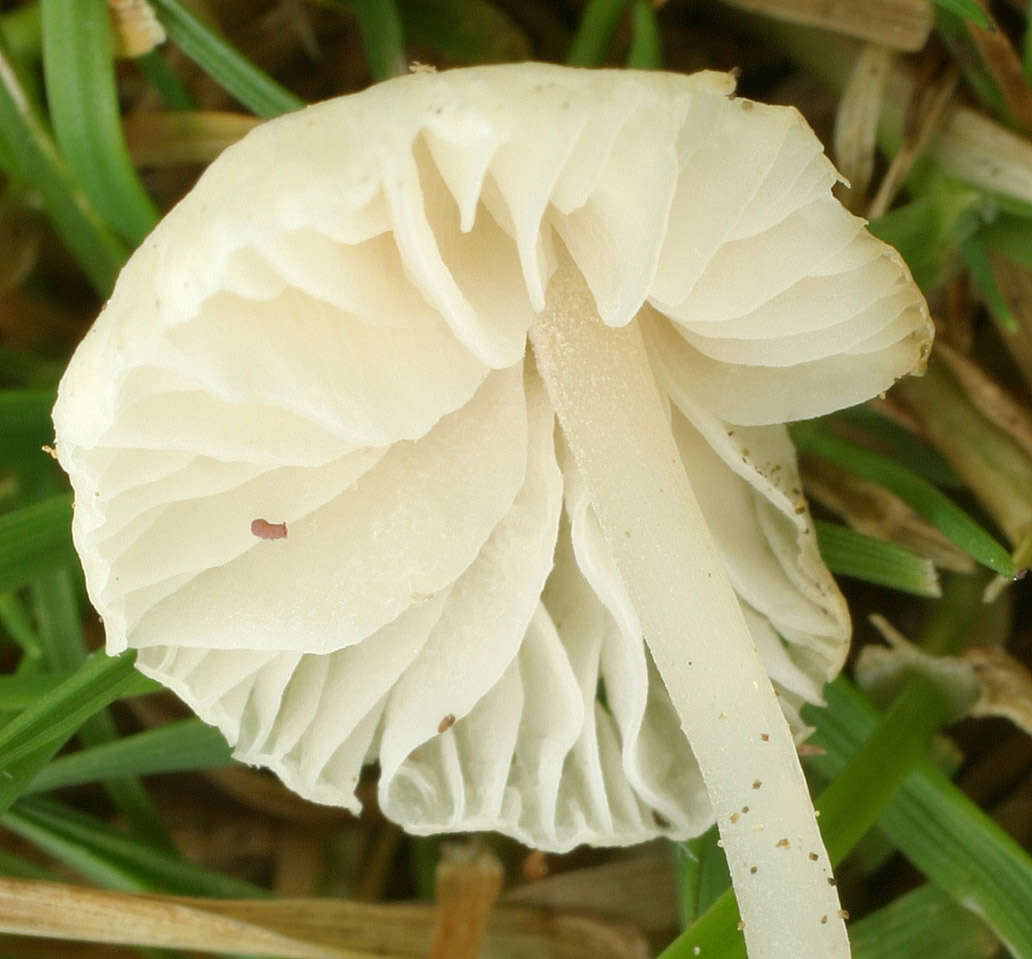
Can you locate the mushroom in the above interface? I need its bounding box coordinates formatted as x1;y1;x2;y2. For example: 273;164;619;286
52;64;931;958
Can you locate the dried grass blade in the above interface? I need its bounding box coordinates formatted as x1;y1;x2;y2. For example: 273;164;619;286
987;251;1032;391
0;878;650;959
935;341;1032;460
502;854;680;937
869;64;961;218
123;110;260;166
717;0;932;51
961;2;1032;135
833;44;894;211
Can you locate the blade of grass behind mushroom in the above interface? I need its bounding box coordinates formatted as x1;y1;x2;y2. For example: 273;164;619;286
734;13;1032;211
0;389;56;464
392;0;531;66
40;0;160;245
625;1;663;69
714;0;932;51
0;593;45;664
801;454;974;572
0;33;128;296
826;404;963;488
807;676;1032;958
849;883;999;959
22;718;233;795
11;460;176;854
959;229;1020;333
934;1;1032;136
123;110;260;167
0;494;75;594
789;422;1018;576
812;520;942;597
0;649;141;779
895;357;1032;555
148;0;304;116
2;796;269;898
566;0;633;65
0;876;654;959
983;243;1032;392
134;48;196;109
832;44;894;212
504;851;681;940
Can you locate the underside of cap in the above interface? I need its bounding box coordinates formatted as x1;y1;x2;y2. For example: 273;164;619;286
53;62;930;851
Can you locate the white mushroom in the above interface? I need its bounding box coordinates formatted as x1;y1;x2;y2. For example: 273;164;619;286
53;64;931;958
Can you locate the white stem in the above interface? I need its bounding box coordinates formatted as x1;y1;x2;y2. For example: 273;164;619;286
530;254;849;959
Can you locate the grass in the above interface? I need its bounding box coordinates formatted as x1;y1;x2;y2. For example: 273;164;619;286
1;1;1031;958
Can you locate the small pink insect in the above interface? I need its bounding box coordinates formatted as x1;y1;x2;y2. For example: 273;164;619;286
251;518;287;540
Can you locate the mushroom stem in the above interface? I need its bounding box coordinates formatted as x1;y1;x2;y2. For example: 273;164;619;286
529;253;850;959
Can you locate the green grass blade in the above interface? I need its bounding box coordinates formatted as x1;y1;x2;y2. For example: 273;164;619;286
0;594;43;661
41;0;159;245
0;494;75;594
933;0;992;29
0;740;65;817
0;650;139;769
626;0;662;68
135;49;195;109
0;35;128;296
26;719;233;794
815;521;941;597
348;0;406;80
830;406;963;488
26;575;175;851
150;0;304;117
660;675;957;959
673;826;729;928
0;845;62;882
12;458;174;853
0;342;63;389
0;389;56;463
396;0;530;64
3;797;268;897
0;670;159;709
959;231;1019;333
811;678;1032;958
791;425;1017;576
983;212;1032;271
867;186;987;293
851;884;998;959
0;673;70;709
0;4;42;64
566;0;632;66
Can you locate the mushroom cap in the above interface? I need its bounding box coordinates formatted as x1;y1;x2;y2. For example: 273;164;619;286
53;63;931;851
